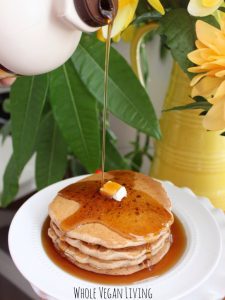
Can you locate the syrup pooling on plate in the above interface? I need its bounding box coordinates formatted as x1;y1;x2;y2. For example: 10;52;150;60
59;171;172;239
42;215;186;284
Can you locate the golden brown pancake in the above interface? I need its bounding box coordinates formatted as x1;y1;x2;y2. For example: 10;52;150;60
50;220;171;260
49;171;173;248
49;227;171;275
48;170;174;275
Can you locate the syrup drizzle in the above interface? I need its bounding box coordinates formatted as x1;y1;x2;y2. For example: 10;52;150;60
59;171;172;239
101;22;113;185
42;214;187;285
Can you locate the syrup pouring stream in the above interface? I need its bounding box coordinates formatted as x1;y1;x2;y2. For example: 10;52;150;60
99;0;116;185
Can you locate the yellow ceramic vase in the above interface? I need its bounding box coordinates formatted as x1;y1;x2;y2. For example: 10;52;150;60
150;63;225;210
130;23;225;210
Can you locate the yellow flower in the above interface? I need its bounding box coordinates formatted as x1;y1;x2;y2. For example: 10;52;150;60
147;0;165;15
98;0;164;41
188;0;223;17
188;20;225;130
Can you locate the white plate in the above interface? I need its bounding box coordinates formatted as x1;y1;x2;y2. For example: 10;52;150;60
8;176;225;300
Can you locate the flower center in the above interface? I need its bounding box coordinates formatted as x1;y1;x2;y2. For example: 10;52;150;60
201;0;221;8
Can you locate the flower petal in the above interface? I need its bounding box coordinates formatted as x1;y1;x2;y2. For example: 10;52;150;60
219;15;225;32
188;48;215;65
188;66;207;73
203;99;225;130
195;40;207;49
191;76;223;99
196;20;225;54
211;79;225;102
147;0;165;15
101;0;138;39
215;69;225;77
188;0;223;17
190;73;206;86
96;29;105;42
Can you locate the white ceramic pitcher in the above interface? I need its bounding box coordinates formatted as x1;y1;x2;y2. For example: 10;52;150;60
0;0;117;78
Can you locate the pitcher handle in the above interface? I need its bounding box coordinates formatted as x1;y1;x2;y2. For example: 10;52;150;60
130;22;159;86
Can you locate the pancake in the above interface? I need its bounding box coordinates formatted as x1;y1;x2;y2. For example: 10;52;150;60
48;170;174;275
49;171;173;249
50;220;171;260
72;240;171;276
49;227;171;274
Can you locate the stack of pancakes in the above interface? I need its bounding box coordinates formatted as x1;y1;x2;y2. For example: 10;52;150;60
48;171;174;275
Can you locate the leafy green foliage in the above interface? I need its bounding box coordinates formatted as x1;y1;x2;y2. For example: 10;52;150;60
3;98;11;113
125;134;152;171
164;99;212;112
35;113;68;190
50;60;101;172
159;9;219;75
72;34;161;139
131;150;143;172
105;131;129;170
133;11;162;25
218;7;225;12
1;33;160;206
2;0;222;207
161;0;189;8
159;9;196;74
136;0;152;17
11;75;49;170
0;75;49;206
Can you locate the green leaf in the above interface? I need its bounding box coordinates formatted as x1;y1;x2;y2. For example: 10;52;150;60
159;9;219;75
133;11;162;25
164;101;212;112
199;110;207;116
71;34;160;139
160;0;189;8
136;0;152;16
1;75;49;206
201;15;220;28
218;7;225;12
3;98;11;113
0;120;11;144
35;113;68;190
10;75;49;171
192;96;208;102
160;35;170;60
50;60;101;172
131;150;143;172
0;155;21;207
105;132;129;170
107;128;117;143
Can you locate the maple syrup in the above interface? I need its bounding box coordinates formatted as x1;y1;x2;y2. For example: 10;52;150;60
58;171;172;239
101;22;112;185
42;214;186;285
100;13;115;184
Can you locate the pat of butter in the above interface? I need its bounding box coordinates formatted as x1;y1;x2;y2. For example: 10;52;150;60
100;181;127;201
